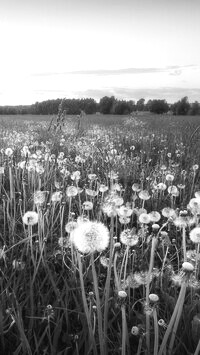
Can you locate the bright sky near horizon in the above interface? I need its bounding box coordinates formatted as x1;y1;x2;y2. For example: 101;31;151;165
0;0;200;105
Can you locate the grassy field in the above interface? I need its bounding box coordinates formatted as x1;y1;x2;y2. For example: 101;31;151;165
0;112;200;354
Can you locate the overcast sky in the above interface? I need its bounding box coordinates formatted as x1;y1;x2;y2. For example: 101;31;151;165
0;0;200;105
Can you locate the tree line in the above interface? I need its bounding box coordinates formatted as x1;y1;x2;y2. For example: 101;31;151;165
0;96;199;115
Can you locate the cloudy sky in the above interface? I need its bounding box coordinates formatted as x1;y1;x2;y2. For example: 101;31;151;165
0;0;200;105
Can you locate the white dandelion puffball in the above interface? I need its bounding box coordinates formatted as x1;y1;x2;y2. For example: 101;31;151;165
22;211;39;226
189;227;200;244
70;220;110;254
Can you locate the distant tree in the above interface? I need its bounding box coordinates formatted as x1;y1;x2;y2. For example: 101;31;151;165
114;100;133;115
99;96;116;114
146;99;153;111
172;96;190;115
190;101;200;115
150;99;169;114
136;98;145;111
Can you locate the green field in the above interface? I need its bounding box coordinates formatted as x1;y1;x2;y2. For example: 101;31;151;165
0;113;200;354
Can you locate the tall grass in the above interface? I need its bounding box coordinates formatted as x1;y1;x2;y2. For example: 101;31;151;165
0;112;200;354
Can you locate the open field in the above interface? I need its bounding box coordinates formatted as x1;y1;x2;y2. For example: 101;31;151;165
0;113;200;354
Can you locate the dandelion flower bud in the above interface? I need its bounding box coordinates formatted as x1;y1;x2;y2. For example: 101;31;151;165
152;223;160;230
149;293;159;303
118;290;127;298
131;326;140;336
22;211;38;226
182;262;194;272
70;221;110;254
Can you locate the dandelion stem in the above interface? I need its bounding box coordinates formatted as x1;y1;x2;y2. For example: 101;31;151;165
146;236;157;353
91;253;105;355
158;281;187;355
77;252;97;355
153;307;159;355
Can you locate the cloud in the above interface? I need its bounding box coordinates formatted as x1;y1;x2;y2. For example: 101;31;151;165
75;87;200;103
32;64;196;77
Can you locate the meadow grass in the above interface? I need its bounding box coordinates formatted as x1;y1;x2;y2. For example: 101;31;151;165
0;112;200;354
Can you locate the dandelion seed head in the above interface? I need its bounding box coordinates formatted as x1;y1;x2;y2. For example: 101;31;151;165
120;228;139;247
22;211;38;226
148;211;161;222
70;221;110;254
189;227;200;244
139;213;151;224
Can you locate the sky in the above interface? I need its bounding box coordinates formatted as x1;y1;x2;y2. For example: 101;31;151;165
0;0;200;105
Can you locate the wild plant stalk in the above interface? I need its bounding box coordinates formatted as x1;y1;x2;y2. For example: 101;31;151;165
121;303;127;355
158;281;187;355
168;282;187;353
145;236;157;353
91;253;105;355
76;252;97;355
152;307;159;355
194;337;200;355
182;225;187;262
103;215;115;353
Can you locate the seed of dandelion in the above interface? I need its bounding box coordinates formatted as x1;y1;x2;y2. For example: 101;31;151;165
34;191;46;205
132;183;141;192
83;201;93;210
131;326;140;336
149;293;159;303
120;228;139;247
51;191;62;202
189;227;200;244
139;213;151;224
162;207;176;218
167;153;172;158
182;262;194;272
70;220;110;254
99;184;109;193
85;189;98;197
22;211;38;226
138;190;151;200
125;274;141;289
118;290;127;298
165;174;174;182
65;221;78;233
5;148;13;156
66;186;78;197
148;211;161;223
